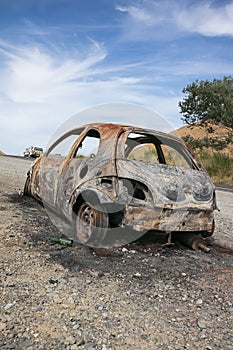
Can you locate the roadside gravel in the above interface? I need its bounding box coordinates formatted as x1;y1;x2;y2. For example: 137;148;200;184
0;155;232;350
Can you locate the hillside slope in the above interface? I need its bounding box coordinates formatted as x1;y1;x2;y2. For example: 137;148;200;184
173;122;233;185
174;122;233;157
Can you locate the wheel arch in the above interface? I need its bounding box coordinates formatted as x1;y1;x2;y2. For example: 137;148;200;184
72;189;105;217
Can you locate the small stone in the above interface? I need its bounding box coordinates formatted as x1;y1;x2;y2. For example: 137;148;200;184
133;272;141;277
85;342;96;348
47;292;59;298
0;315;7;322
4;303;14;310
76;339;85;346
200;332;207;339
0;322;6;331
105;321;117;328
102;346;109;350
98;272;105;278
6;269;14;276
141;334;148;340
122;247;128;252
73;323;81;330
197;319;207;329
70;345;79;350
31;306;42;312
65;335;76;345
6;281;15;287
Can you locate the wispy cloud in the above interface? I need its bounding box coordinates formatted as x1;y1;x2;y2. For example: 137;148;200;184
0;39;107;103
0;36;181;154
116;1;233;38
116;4;154;24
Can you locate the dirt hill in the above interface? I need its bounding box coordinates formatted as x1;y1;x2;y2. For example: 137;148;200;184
172;122;233;185
173;122;233;158
0;150;5;156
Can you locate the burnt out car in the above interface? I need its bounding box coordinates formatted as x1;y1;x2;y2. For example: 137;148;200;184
24;123;216;248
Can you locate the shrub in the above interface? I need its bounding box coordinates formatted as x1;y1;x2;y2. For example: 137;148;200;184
199;151;233;185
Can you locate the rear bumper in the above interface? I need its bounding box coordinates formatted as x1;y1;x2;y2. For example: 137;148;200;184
123;205;214;234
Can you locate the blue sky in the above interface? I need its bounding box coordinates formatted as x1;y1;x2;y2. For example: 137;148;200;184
0;0;233;155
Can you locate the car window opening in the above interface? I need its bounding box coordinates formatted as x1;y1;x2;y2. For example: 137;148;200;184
74;129;100;159
125;132;191;169
47;128;84;158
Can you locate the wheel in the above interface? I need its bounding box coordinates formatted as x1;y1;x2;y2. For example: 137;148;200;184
23;176;31;196
76;202;109;247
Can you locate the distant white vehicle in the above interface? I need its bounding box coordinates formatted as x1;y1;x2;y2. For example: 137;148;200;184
23;146;43;158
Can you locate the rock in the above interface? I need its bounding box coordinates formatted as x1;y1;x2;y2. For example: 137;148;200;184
122;247;128;252
197;319;208;329
85;342;96;348
31;306;42;312
6;281;15;287
133;272;141;277
70;345;79;350
4;303;14;310
0;322;6;331
65;335;76;345
76;338;85;346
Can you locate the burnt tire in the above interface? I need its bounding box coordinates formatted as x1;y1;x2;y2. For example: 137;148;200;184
75;202;109;247
23;176;31;196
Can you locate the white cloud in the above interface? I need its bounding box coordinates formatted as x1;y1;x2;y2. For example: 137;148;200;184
116;5;154;25
116;1;233;38
0;38;182;155
0;39;107;103
176;2;233;36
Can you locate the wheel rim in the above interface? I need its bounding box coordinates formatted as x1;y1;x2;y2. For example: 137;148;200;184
77;203;97;243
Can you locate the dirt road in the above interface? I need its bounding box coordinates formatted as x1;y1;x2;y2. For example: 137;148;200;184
0;155;232;350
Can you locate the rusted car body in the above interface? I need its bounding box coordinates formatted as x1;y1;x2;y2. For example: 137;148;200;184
24;123;216;247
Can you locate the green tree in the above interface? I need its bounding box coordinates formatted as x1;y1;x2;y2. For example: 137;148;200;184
179;76;233;128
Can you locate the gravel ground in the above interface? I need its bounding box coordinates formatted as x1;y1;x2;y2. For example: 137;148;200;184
0;155;232;350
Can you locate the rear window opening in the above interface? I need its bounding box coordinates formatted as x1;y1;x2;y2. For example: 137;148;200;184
125;132;192;169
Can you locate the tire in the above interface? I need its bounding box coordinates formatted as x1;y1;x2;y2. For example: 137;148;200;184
23;176;31;196
75;201;109;247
